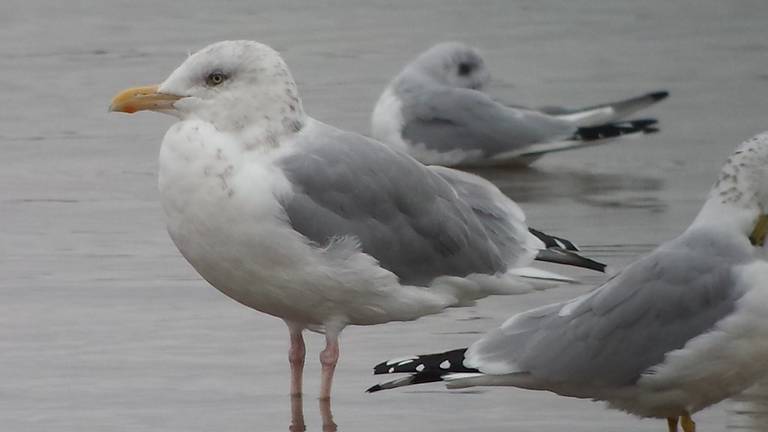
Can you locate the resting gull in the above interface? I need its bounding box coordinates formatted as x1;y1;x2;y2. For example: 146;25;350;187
372;41;668;167
368;132;768;432
109;40;604;399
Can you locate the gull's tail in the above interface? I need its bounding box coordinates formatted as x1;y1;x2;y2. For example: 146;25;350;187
367;348;477;393
528;227;606;272
504;118;660;160
487;91;668;166
547;90;669;127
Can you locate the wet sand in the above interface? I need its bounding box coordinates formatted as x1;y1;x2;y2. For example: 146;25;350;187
3;0;768;430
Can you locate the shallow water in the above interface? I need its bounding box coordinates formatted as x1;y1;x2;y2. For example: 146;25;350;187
2;0;768;431
729;382;768;431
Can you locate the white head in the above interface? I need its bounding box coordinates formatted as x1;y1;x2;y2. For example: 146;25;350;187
403;42;490;90
110;40;305;136
693;131;768;244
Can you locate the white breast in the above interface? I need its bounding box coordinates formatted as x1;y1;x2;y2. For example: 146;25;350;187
157;120;324;323
370;86;483;166
371;86;407;152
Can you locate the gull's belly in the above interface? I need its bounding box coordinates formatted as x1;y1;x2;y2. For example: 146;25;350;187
162;173;340;324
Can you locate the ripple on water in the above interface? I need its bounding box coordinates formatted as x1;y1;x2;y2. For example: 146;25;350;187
728;382;768;431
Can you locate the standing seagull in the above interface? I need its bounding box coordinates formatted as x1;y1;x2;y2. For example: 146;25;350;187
372;41;668;167
368;132;768;432
109;40;604;399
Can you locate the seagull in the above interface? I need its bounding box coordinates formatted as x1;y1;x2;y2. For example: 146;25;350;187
367;132;768;431
371;41;668;167
109;40;604;400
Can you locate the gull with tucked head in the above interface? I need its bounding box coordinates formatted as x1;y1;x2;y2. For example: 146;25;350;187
369;132;768;432
372;41;669;167
110;40;605;399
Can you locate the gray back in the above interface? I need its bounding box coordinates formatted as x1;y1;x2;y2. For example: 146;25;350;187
277;122;510;286
396;77;575;160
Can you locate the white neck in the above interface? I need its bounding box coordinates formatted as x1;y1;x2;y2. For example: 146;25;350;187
690;198;758;238
186;89;306;152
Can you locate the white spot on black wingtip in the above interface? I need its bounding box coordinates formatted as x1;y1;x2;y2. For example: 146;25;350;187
440;360;451;369
416;364;425;372
388;367;395;373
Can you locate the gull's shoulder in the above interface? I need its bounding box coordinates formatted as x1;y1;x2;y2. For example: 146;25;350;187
281;117;430;173
275;117;461;212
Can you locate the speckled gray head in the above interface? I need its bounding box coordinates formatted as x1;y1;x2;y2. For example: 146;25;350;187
403;42;490;90
690;131;768;246
709;131;768;209
154;40;305;133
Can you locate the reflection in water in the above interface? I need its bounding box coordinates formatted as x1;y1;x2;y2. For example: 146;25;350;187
289;395;305;432
467;166;665;210
320;399;338;432
289;395;338;432
728;381;768;431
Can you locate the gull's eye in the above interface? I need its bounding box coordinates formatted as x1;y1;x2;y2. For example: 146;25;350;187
457;62;473;76
206;71;228;86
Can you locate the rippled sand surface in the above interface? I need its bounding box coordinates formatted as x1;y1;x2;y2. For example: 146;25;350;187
3;0;768;430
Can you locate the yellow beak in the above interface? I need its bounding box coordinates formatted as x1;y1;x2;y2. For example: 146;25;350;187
750;214;768;247
109;85;181;113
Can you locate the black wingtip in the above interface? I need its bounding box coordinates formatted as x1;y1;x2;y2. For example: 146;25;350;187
628;118;659;128
369;349;479;393
577;257;606;273
366;384;383;393
373;360;392;375
535;248;606;273
573;118;659;142
528;228;579;251
649;91;669;102
586;258;606;272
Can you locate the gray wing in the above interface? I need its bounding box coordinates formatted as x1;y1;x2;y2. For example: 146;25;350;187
277;122;508;286
466;230;749;386
399;86;575;159
427;166;538;268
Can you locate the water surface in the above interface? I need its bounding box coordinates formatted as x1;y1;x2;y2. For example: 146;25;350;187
3;0;768;430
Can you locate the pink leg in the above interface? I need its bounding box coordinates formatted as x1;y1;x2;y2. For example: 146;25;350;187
287;324;306;397
318;331;340;400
